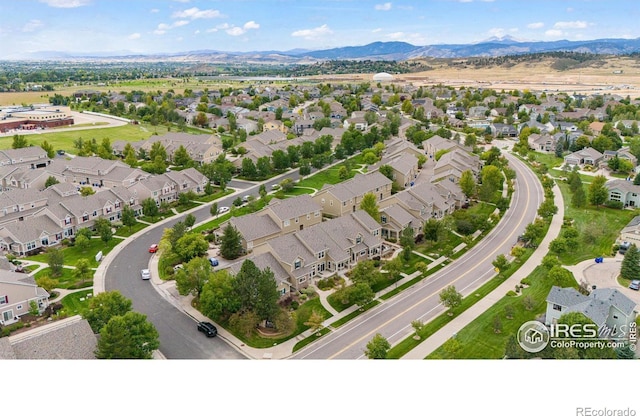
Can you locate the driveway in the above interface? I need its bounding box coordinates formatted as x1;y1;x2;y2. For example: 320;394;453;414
565;256;640;305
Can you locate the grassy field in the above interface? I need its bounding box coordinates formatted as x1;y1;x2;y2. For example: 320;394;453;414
426;266;578;359
60;289;94;317
0;123;171;151
33;267;94;290
27;237;120;268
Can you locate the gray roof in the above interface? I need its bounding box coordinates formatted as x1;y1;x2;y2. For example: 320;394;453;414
228;252;291;287
380;204;419;229
228;214;281;243
546;286;590;308
547;286;637;327
621;215;640;234
7;316;97;359
267;194;321;222
319;172;391;202
606;179;640;194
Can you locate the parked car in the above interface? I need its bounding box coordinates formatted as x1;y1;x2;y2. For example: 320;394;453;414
619;241;631;254
629;280;640;291
242;195;250;203
209;257;219;267
197;321;217;337
141;269;151;280
149;244;159;253
217;206;229;214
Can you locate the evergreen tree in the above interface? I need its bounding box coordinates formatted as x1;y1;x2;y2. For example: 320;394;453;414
571;185;586;208
588;175;608;207
620;244;640;280
359;193;379;222
219;224;243;260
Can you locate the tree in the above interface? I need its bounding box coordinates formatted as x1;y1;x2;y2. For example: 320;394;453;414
121;205;137;232
175;256;212;298
305;310;325;334
537;198;558;219
350;260;381;286
173;145;192;167
149;141;167;163
94;218;113;245
123;143;138;167
80;186;95;196
439;285;462;315
200;269;240;321
96;311;159;359
620;244;640;280
74;233;90;253
219;224;243;260
423;218;443;242
174;233;208;263
350;282;375;307
232;260;279;321
571;185;587;208
83;291;133;333
492;254;510;273
364;333;390;359
359;192;379;222
12;135;28;149
36;275;59;293
588;175;608;207
41;140;55;158
141;198;159;218
44;176;60;188
241;157;257;179
338;165;349;180
479;165;503;202
411;320;424;340
73;258;94;285
459;170;476;199
46;247;64;278
378;164;394;181
399;225;415;261
98;137;114;160
184;213;196;229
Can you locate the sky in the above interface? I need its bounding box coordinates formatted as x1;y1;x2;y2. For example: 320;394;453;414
1;0;639;58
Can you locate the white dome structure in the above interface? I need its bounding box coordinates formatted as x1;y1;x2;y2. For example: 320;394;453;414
372;72;394;82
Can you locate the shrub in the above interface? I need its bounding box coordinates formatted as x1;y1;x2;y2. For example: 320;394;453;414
520;277;531;285
290;301;299;310
506;290;517;297
204;233;216;243
604;200;624;209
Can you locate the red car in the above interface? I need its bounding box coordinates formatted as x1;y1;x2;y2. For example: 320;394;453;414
149;244;159;253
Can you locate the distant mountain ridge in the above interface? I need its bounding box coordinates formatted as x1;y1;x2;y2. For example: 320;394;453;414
12;37;640;62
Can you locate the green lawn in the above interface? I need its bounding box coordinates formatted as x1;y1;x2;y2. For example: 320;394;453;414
283;187;316;197
60;289;94;317
1;123;171;151
557;181;639;264
27;238;120;268
195;189;234;203
191;197;273;234
34;267;94;290
425;266;578;359
296;153;366;191
114;222;149;237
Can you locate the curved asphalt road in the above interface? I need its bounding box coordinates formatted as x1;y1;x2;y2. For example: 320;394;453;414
105;171;300;359
292;152;544;359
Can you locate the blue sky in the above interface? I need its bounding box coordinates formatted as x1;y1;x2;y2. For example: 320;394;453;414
1;0;639;58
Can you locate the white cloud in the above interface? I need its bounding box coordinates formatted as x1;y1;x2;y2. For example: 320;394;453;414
194;30;200;35
386;31;426;44
243;21;260;30
172;7;223;20
173;0;190;2
173;20;190;28
545;29;563;37
128;33;141;40
38;0;90;7
291;24;333;40
566;7;574;12
527;22;544;29
152;20;192;35
150;8;159;13
372;28;382;33
374;2;392;11
487;27;518;38
22;20;44;32
224;21;260;36
554;21;588;29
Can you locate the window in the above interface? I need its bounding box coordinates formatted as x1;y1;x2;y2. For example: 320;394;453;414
294;259;301;269
306;214;310;220
330;200;333;206
356;235;362;244
295;218;299;223
613;315;619;319
298;276;306;284
26;241;37;250
342;201;346;206
553;304;562;311
2;310;13;322
82;214;89;222
93;211;97;217
381;215;387;224
318;251;325;259
64;217;71;225
16;305;22;310
314;211;320;217
0;295;7;305
321;198;325;205
284;220;290;227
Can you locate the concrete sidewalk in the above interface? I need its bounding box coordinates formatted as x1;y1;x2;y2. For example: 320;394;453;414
401;177;564;359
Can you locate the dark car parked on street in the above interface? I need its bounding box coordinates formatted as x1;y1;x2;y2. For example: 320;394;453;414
197;321;218;337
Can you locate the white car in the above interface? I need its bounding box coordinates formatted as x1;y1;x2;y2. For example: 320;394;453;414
141;269;151;280
217;206;230;214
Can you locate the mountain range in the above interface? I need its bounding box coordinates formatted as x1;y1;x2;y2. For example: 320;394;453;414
14;36;640;62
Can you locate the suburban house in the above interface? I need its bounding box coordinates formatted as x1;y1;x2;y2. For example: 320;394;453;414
618;215;640;245
246;210;384;292
0;147;50;169
113;132;224;165
528;133;558;153
601;147;637;168
263;120;289;134
545;286;637;339
313;171;392;218
0;269;49;326
0;315;96;359
44;157;151;189
431;148;481;184
128;167;207;206
374;152;419;189
563;147;603;167
606;179;640;208
220;194;323;252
